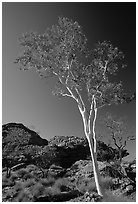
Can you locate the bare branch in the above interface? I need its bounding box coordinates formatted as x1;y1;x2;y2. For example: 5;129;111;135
53;69;79;103
98;103;107;109
61;93;73;98
127;135;135;141
65;69;70;84
122;140;127;149
63;58;90;136
111;132;120;149
121;135;135;149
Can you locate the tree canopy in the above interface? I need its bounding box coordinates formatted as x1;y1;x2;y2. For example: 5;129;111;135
15;17;134;111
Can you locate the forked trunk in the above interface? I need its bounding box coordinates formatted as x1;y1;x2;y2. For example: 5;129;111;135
81;97;105;197
78;94;105;197
86;134;104;196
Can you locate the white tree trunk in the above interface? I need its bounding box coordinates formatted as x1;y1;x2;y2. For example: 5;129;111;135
87;134;104;196
70;86;104;197
80;97;104;197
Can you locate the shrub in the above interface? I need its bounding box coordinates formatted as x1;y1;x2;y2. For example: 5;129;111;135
77;177;96;193
14;189;32;202
26;164;39;172
103;189;135;202
47;184;61;195
39;177;55;187
14;181;23;192
31;182;46;198
2;175;15;188
16;168;35;180
53;178;72;192
23;178;36;188
77;176;114;194
10;173;18;182
101;176;114;190
23;172;34;180
17;168;28;178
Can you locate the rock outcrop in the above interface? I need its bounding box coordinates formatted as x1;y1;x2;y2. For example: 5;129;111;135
2;123;48;148
2;123;48;169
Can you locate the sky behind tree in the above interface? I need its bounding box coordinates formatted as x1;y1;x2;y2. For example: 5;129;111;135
2;2;136;161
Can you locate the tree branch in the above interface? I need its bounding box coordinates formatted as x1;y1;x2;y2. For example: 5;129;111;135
69;69;86;112
111;132;120;149
88;95;94;134
93;97;98;153
122;135;135;149
95;60;108;99
98;103;107;109
53;60;89;136
61;93;73;98
122;140;127;149
53;70;77;101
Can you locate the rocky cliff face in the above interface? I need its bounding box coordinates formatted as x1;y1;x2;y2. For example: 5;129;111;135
2;123;48;147
2;123;48;168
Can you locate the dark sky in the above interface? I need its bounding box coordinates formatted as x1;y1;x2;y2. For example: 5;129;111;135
2;2;136;161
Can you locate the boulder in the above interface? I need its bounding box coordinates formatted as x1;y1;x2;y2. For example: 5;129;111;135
65;160;107;178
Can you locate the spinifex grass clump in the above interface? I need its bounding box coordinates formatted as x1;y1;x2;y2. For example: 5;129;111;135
78;176;115;194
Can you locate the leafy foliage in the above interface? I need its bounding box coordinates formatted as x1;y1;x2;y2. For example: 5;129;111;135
15;17;134;109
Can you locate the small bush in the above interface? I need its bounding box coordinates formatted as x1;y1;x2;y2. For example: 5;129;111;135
84;180;97;193
14;181;23;192
23;172;34;180
53;178;73;192
26;164;39;173
23;178;36;188
2;176;15;188
77;176;114;194
77;177;96;193
16;168;35;181
103;189;135;202
14;189;32;202
17;169;28;178
101;176;114;190
3;188;18;201
10;173;18;182
31;182;46;198
40;177;55;187
48;184;61;195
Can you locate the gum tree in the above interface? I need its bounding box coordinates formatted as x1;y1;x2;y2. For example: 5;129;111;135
15;17;134;196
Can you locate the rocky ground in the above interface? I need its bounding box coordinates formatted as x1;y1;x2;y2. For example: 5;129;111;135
2;123;136;202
